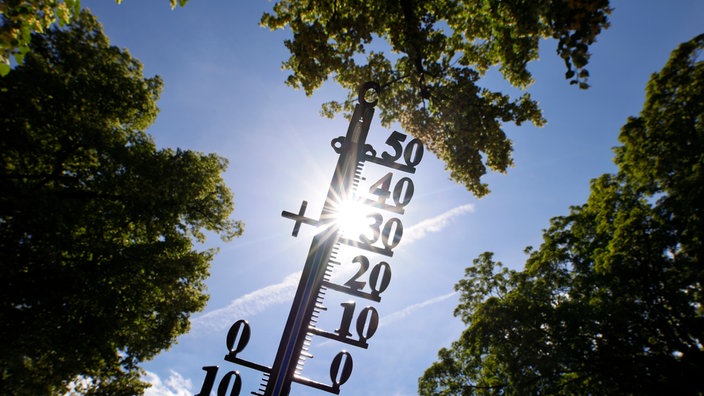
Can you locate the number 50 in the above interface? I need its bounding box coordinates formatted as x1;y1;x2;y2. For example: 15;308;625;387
381;131;424;167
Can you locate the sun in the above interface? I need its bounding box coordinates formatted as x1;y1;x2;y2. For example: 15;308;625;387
333;199;372;239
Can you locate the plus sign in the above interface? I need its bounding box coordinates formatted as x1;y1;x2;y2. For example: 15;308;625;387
281;200;318;237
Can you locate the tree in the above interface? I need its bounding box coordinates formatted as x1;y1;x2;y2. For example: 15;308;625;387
261;0;612;196
418;34;704;395
0;0;187;76
0;11;242;395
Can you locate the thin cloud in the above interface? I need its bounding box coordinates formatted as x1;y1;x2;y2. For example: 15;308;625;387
192;204;472;333
380;292;458;327
316;291;458;348
402;204;474;245
143;371;192;396
190;272;300;334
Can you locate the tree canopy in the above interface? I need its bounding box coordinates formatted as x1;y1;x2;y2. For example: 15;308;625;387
0;11;241;395
261;0;612;196
418;34;704;395
0;0;187;76
4;1;613;196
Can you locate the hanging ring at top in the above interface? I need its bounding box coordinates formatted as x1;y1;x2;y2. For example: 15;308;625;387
358;82;380;107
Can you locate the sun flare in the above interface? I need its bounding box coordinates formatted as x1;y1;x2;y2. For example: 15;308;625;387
334;199;372;239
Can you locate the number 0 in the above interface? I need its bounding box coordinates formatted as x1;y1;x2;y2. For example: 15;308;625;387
392;177;414;207
403;138;424;166
381;217;403;250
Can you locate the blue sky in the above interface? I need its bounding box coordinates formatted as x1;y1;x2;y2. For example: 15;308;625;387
81;1;703;395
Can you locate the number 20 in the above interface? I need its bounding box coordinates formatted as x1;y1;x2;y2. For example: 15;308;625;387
344;255;392;298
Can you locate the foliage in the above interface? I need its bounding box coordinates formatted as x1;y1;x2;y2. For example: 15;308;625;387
418;34;704;395
261;0;611;196
0;0;188;76
0;11;241;395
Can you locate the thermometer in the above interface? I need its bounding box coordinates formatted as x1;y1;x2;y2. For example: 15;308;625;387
195;82;424;395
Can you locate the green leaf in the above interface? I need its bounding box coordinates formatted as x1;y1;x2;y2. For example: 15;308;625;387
0;10;241;394
419;34;704;396
262;0;611;196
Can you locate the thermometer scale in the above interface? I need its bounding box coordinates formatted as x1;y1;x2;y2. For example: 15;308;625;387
195;82;424;395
